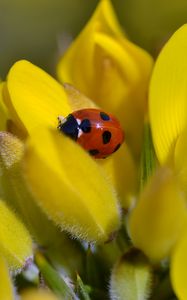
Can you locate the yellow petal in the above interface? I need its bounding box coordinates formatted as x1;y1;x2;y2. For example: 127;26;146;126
99;144;138;209
149;24;187;164
0;200;32;270
21;289;59;300
6;60;71;135
171;232;187;300
0;256;14;300
57;0;153;158
129;167;187;261
23;127;121;243
94;32;142;83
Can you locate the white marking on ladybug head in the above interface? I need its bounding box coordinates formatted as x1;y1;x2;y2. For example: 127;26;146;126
78;128;83;138
76;119;83;137
76;118;81;126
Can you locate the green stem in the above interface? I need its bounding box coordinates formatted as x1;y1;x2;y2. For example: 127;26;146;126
140;122;157;190
150;274;175;300
76;273;91;300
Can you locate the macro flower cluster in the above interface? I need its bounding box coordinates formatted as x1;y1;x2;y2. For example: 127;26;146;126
0;0;187;299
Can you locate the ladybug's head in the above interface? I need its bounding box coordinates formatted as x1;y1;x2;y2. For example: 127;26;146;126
58;114;79;140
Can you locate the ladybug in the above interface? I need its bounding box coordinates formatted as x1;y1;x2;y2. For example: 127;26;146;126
57;108;124;158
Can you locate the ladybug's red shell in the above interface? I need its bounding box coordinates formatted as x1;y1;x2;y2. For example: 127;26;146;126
58;108;124;158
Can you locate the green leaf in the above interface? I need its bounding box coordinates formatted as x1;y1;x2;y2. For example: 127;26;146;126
35;251;77;300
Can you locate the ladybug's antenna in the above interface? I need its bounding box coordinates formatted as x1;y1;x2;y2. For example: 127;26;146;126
57;116;66;126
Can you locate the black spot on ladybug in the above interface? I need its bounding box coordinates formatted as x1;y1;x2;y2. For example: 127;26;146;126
89;149;100;156
113;143;121;153
79;119;91;133
100;112;110;121
58;114;78;140
102;131;111;144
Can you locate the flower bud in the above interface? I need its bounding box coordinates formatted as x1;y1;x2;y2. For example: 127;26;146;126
110;248;153;300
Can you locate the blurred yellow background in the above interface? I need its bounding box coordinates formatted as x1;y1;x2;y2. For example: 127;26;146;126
1;0;187;78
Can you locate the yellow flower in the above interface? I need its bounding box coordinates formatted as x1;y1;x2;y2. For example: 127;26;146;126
149;24;187;298
0;60;124;243
57;0;153;159
1;59;137;209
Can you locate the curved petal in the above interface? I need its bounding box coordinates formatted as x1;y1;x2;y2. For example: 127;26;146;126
6;60;71;135
94;33;142;82
149;24;187;163
129;167;187;261
23;127;121;243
